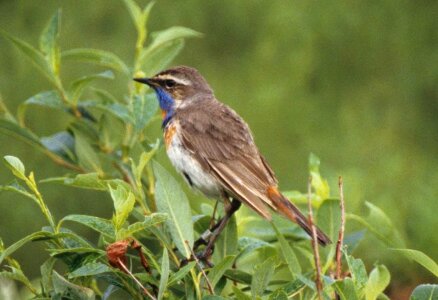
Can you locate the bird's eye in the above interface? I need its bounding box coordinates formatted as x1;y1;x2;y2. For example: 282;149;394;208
163;80;176;88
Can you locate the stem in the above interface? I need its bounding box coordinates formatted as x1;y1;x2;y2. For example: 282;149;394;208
122;124;134;162
307;176;323;300
25;174;56;232
335;176;346;279
145;164;156;211
44;150;85;173
54;77;83;118
186;240;214;295
117;258;157;300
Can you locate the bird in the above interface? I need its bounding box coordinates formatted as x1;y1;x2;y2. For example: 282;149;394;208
134;66;331;259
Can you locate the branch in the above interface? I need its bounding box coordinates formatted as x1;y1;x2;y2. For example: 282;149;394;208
117;258;157;300
307;176;323;300
185;240;214;295
335;176;346;279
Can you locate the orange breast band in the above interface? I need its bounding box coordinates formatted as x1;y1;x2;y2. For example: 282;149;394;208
164;124;177;148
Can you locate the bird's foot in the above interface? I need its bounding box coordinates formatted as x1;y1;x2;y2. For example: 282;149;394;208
192;230;211;251
180;246;215;268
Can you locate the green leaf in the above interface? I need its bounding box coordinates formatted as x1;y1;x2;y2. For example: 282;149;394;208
268;289;288;300
140;39;185;75
81;100;131;123
348;256;368;285
345;253;368;288
18;90;64;125
410;284;438;300
41;131;75;162
0;267;35;294
167;261;196;286
208;255;235;289
366;264;390;300
347;201;404;247
62;48;130;75
2;31;53;83
232;286;252;300
224;269;252;285
52;271;95;300
0;231;52;264
43;174;131;194
40;257;56;293
317;198;341;271
251;256;277;299
74;130;102;173
39;9;61;75
272;223;301;279
3;155;26;179
236;237;275;260
51;230;92;248
334;277;358;300
0;96;14;122
202;296;227;300
131;93;158;133
139;26;202;69
60;214;115;239
309;153;330;201
68;70;114;104
118;213;168;239
98;114;122;153
0;180;39;205
317;198;341;242
158;248;169;300
69;262;111;278
92;88;119;103
391;248;438;277
124;0;154;50
0;118;45;151
132;141;159;187
49;247;105;257
216;214;238;259
273;279;305;296
109;184;136;232
123;0;142;28
153;161;194;258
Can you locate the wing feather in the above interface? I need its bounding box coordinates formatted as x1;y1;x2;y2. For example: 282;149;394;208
177;99;277;219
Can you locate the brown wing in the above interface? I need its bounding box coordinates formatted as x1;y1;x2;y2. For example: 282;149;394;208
177;99;278;219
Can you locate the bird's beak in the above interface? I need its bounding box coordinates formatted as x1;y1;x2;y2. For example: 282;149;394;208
133;77;157;87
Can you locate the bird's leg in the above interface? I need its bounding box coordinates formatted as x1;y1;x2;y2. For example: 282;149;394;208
209;200;219;229
193;200;220;251
196;199;241;261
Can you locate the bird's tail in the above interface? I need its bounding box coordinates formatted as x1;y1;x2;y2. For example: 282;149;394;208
268;187;331;246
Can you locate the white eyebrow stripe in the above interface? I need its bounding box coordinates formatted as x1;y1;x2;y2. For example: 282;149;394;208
156;74;191;86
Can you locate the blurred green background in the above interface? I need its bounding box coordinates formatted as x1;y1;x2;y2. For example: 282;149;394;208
0;0;436;296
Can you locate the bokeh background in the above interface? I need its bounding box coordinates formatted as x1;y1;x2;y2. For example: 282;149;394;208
0;0;436;297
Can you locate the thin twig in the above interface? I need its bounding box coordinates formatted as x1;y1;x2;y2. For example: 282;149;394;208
185;240;214;295
44;151;86;173
117;258;157;300
307;176;323;300
335;176;346;279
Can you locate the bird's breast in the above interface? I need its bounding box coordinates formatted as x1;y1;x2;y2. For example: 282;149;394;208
164;121;221;198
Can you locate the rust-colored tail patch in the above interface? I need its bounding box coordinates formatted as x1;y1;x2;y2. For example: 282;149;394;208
267;185;331;246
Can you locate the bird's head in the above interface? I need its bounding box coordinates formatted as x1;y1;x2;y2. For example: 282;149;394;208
134;66;213;106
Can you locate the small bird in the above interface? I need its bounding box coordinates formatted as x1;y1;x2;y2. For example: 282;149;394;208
134;66;330;258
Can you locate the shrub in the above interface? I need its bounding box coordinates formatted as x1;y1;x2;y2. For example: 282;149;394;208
0;2;436;299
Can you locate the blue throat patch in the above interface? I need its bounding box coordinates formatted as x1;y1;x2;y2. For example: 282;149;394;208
154;87;175;127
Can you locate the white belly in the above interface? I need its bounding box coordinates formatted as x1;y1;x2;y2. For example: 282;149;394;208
166;129;221;199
